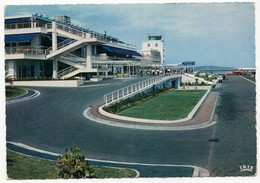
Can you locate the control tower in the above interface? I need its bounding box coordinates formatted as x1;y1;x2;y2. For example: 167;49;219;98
141;35;164;64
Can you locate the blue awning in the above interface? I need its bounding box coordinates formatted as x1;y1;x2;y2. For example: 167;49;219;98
5;33;38;43
5;17;31;24
102;45;141;57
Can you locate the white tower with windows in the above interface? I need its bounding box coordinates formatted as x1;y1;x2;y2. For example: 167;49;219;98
141;35;164;64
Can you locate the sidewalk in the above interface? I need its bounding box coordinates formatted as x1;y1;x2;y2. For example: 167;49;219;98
88;92;218;128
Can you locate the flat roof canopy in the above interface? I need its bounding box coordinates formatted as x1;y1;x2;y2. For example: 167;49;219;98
5;33;38;43
102;45;142;57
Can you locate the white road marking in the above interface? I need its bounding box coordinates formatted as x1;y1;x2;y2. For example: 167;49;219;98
6;88;40;104
240;76;255;84
7;141;209;177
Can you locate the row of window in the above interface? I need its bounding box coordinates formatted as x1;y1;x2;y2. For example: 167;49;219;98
5;42;31;47
147;43;158;47
5;21;45;29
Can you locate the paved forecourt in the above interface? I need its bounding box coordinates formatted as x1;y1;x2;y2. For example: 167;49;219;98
6;75;256;176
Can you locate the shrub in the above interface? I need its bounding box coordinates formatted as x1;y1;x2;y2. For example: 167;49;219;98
5;71;13;86
56;147;94;179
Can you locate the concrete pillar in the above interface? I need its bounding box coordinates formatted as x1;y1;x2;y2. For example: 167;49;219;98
105;64;108;77
52;22;57;51
31;20;34;28
52;59;58;79
86;44;92;70
128;64;130;76
8;61;17;80
35;61;41;78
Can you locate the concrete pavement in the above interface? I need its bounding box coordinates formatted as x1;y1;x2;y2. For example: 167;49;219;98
6;75;256;177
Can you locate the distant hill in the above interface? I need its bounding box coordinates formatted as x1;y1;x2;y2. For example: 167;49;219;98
195;66;237;71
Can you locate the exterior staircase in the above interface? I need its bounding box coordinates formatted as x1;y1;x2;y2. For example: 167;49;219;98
59;53;86;69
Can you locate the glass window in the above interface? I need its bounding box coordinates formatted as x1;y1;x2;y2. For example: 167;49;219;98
18;42;31;46
5;24;16;29
5;64;9;71
148;43;150;47
155;43;158;47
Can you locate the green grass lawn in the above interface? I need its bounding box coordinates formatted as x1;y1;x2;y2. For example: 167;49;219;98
118;90;206;120
7;150;137;179
6;87;27;99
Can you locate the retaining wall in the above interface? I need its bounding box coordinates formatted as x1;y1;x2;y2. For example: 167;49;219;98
10;80;84;87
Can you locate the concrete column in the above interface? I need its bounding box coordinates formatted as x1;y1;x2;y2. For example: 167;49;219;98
8;61;17;80
105;64;108;77
52;22;57;51
86;44;92;70
35;61;41;78
128;64;130;76
52;59;58;79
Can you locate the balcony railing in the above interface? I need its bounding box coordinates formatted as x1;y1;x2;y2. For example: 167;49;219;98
46;22;136;49
5;46;45;55
92;55;141;62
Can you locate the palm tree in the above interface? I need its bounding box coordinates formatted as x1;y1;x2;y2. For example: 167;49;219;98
5;71;13;86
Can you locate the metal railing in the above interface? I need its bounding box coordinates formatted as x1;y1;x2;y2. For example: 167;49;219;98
92;55;141;62
45;23;136;49
5;46;45;55
45;38;77;55
57;66;78;78
62;53;86;62
103;75;166;105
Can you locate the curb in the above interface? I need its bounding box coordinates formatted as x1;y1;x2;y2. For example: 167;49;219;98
98;89;210;124
6;88;40;104
6;87;29;100
83;108;217;131
83;92;219;131
7;141;209;177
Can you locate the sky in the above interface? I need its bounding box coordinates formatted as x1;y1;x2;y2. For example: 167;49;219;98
4;3;255;67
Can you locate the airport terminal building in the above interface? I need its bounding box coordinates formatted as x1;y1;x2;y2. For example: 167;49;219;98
5;14;164;81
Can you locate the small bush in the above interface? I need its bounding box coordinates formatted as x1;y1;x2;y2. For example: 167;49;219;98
56;147;94;179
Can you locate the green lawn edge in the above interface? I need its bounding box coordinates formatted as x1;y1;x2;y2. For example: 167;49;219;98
7;150;137;179
117;90;207;120
6;86;27;99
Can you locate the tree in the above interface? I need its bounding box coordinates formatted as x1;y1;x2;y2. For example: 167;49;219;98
5;71;13;86
56;147;94;179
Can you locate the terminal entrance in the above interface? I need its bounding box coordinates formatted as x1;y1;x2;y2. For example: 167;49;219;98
18;65;35;79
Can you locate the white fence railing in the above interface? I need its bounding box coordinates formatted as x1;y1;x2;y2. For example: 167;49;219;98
57;66;78;78
103;75;167;105
46;23;136;50
45;38;77;55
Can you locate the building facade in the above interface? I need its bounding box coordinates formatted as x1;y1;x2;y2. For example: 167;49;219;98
5;14;163;81
141;35;164;64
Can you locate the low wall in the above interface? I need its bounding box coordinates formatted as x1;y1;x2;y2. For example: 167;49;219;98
10;80;84;87
179;86;212;90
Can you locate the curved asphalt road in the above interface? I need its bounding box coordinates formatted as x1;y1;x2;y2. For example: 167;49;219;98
6;76;256;177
